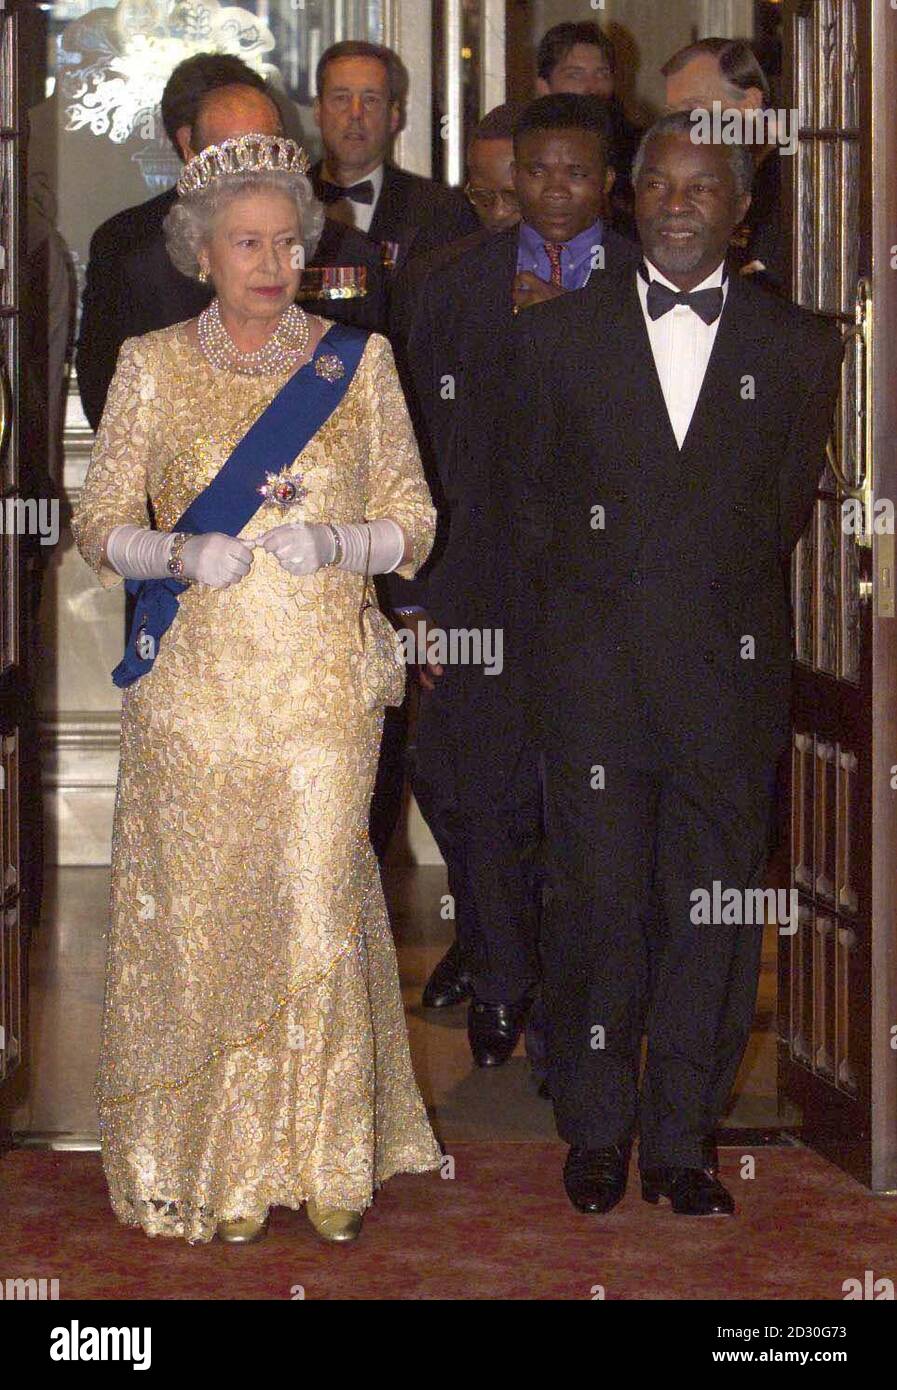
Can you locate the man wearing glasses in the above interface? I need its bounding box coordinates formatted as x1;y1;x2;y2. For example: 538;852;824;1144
462;103;525;235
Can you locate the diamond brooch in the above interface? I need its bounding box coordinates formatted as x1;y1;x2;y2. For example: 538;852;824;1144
257;471;309;507
315;353;345;382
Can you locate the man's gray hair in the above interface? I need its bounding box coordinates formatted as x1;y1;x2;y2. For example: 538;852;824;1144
631;110;755;196
164;168;325;281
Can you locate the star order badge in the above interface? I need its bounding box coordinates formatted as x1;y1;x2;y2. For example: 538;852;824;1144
315;353;346;382
257;470;309;507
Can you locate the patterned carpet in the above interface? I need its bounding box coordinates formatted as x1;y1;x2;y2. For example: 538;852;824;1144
2;1143;895;1300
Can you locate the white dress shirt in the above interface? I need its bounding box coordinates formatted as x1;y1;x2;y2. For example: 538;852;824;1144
636;257;728;450
324;161;384;234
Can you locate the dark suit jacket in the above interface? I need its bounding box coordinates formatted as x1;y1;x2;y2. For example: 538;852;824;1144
388;225;491;347
310;160;479;272
389;222;642;627
76;185;387;430
509;266;843;772
745;149;785;292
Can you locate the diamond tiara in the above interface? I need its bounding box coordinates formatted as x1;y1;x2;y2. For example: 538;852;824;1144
176;134;312;198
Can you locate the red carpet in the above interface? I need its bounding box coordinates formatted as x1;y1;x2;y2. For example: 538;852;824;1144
1;1144;894;1300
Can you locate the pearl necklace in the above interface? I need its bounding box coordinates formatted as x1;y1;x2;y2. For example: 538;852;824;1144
197;298;311;376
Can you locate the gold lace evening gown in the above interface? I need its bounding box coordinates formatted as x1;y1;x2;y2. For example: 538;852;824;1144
71;321;442;1242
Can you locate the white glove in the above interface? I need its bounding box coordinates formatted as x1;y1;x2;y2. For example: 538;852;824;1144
105;524;175;580
258;519;405;576
257;521;337;576
180;533;254;588
104;524;253;590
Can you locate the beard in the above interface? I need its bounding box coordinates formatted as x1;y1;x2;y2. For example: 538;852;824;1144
642;225;709;279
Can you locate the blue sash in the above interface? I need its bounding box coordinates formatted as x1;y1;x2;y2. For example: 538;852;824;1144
112;322;367;689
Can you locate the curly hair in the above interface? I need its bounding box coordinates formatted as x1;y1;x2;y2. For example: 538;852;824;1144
163;169;325;281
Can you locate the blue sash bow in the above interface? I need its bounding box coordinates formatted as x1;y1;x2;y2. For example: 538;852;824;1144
112;322;367;689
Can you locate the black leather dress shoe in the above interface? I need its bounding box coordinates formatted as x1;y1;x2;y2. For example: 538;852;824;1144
422;942;472;1009
467;997;529;1067
641;1166;735;1215
563;1145;629;1214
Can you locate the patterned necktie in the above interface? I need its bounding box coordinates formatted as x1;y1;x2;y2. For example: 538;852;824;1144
543;242;564;288
318;178;375;206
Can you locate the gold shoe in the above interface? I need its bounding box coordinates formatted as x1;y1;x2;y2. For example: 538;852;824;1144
305;1198;363;1243
216;1215;269;1244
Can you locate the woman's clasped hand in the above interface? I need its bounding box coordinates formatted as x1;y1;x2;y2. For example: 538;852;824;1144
255;521;337;576
178;523;334;586
182;519;405;585
179;532;255;587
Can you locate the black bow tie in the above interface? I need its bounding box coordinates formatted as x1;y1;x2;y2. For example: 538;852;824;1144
318;177;375;206
641;263;726;325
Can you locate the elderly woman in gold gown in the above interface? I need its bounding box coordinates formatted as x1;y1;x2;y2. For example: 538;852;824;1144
71;135;441;1245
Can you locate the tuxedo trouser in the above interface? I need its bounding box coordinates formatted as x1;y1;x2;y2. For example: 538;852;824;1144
413;672;541;1003
540;724;775;1170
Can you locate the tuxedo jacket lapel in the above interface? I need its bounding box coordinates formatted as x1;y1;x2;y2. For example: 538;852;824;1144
618;266;755;471
676;272;758;474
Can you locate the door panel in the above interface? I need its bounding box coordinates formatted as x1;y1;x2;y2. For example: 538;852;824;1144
780;0;897;1190
0;0;28;1143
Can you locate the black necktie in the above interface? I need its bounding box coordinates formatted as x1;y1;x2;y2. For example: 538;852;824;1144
640;263;726;325
318;178;375;206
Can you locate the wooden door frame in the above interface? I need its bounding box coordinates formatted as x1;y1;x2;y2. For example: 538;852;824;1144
0;0;27;1154
868;0;897;1194
780;0;897;1192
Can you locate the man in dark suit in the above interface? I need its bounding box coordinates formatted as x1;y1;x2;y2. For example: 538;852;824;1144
76;52;386;431
509;112;841;1215
403;95;641;1063
309;40;478;277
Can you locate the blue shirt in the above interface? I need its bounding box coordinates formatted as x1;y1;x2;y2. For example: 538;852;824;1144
516;218;606;290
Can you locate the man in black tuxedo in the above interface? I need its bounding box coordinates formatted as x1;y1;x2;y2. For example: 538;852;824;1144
510;112;841;1214
404;95;641;1064
76;53;386;431
309;40;478;277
